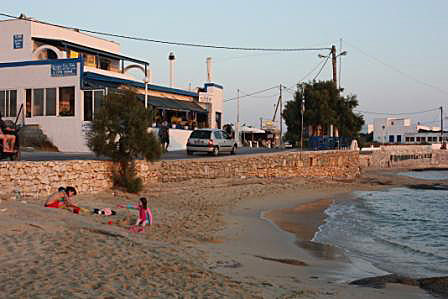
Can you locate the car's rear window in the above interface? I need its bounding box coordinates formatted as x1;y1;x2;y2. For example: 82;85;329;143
190;130;211;139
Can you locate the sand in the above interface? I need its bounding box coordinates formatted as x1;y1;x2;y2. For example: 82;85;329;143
0;169;441;298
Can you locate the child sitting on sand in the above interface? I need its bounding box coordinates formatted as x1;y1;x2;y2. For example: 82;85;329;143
117;197;153;232
45;186;80;213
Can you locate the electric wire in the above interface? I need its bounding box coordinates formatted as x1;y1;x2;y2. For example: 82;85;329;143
312;54;331;81
354;107;439;116
344;40;448;95
0;12;331;52
299;57;327;82
223;86;279;102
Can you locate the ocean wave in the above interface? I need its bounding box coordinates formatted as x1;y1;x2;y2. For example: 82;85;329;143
314;184;448;277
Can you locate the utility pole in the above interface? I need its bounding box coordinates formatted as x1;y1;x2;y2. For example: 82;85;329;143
441;106;444;141
279;84;283;146
300;98;305;151
236;89;240;146
338;38;343;90
331;45;337;87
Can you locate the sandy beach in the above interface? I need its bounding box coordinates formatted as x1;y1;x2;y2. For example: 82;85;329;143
0;169;443;298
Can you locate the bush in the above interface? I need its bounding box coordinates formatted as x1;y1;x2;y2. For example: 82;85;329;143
86;89;161;193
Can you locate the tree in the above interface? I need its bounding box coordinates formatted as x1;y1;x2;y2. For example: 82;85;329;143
86;89;161;192
282;80;364;145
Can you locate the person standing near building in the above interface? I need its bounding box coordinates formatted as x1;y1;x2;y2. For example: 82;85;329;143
0;113;16;153
158;121;170;152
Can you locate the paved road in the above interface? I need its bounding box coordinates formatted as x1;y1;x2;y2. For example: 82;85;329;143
17;147;295;161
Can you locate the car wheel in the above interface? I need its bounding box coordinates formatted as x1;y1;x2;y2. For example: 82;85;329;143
187;150;193;155
212;146;219;156
231;145;237;155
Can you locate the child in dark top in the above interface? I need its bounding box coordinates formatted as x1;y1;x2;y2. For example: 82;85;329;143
45;186;79;213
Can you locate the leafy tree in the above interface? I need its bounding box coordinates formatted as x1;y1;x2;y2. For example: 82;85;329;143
282;80;364;145
86;89;161;192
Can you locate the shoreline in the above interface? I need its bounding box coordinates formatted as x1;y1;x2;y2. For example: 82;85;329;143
257;168;448;297
199;172;436;298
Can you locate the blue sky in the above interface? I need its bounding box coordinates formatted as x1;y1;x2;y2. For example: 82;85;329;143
2;1;447;128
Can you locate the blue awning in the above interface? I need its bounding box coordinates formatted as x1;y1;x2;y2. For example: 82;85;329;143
136;95;206;113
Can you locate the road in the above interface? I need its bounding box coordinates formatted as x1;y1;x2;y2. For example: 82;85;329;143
18;147;295;161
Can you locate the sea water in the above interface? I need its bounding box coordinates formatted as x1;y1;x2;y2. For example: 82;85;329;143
313;170;448;278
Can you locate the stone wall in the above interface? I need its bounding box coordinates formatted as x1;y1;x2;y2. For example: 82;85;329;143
156;150;360;182
359;145;448;169
0;150;359;198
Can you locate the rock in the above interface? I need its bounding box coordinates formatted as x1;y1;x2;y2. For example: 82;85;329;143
418;276;448;298
350;274;419;289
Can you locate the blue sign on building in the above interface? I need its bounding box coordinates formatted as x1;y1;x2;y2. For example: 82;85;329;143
50;61;77;77
13;34;23;49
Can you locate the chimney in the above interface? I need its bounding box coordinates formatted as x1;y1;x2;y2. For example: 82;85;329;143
206;57;213;83
169;52;175;88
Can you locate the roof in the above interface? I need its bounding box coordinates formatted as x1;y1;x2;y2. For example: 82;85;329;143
240;126;265;134
33;37;148;65
136;95;206;113
83;72;199;97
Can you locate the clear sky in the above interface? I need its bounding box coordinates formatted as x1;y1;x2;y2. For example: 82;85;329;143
2;1;447;128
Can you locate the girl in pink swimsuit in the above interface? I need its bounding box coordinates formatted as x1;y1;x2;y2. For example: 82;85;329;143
118;197;153;232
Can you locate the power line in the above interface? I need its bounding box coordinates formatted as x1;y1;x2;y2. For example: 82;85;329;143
282;51;331;92
0;12;331;52
223;86;279;102
344;40;448;95
313;54;331;81
355;107;439;116
299;58;327;82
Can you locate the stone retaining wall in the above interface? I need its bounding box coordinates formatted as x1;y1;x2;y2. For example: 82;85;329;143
0;150;359;198
360;145;448;169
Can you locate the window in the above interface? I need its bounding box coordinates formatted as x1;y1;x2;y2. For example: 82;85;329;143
190;130;211;139
397;135;402;143
33;89;44;116
26;89;31;118
84;91;93;121
59;86;75;116
410;137;415;142
84;90;105;121
214;130;223;139
389;135;394;143
99;58;111;70
0;90;17;117
215;112;222;129
45;88;56;116
94;90;104;117
405;137;410;142
83;53;96;67
27;88;57;117
416;137;421;142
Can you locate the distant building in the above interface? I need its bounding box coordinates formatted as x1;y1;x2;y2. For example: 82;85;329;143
373;117;445;144
0;15;223;151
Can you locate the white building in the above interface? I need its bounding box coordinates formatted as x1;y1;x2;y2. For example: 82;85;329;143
0;15;223;152
373;117;445;144
373;118;414;143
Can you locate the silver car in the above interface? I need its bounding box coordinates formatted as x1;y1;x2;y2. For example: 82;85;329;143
186;128;237;156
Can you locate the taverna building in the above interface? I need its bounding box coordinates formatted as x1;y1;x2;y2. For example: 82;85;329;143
0;15;223;152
